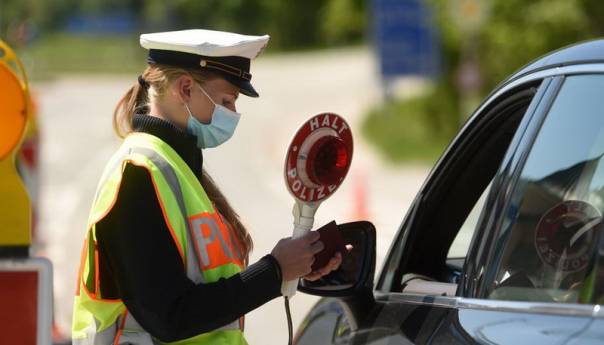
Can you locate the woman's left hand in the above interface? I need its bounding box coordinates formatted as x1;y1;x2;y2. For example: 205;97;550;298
303;244;353;281
303;252;342;281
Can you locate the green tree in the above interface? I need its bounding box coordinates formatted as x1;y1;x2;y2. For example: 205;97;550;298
364;0;604;163
430;0;604;119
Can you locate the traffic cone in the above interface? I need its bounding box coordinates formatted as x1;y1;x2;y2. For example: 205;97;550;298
349;169;370;221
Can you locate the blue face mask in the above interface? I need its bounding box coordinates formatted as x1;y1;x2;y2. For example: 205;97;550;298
184;84;241;149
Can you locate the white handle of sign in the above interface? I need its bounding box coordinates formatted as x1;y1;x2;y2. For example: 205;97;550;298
281;201;319;298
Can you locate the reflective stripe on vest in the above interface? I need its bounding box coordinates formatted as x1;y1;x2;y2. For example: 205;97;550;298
73;133;246;345
113;311;241;345
130;147;205;284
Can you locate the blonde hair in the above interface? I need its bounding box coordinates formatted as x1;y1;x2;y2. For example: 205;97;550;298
113;64;253;265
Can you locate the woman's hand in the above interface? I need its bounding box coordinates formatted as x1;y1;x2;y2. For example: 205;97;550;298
303;244;353;281
303;252;342;281
271;231;324;281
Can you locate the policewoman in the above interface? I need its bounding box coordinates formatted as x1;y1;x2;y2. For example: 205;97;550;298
72;29;343;345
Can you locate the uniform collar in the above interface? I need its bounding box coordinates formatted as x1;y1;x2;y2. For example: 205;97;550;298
132;114;203;177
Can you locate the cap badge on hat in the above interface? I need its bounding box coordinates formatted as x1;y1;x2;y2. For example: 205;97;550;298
198;58;252;81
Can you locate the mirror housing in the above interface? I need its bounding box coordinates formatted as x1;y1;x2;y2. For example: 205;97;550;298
298;221;376;297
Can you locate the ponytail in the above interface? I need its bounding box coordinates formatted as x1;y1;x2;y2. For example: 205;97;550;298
112;76;149;138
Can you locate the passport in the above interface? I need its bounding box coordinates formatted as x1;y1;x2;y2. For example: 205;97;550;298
312;220;347;271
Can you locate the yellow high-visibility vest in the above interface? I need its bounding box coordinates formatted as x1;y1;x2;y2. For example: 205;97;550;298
72;132;247;345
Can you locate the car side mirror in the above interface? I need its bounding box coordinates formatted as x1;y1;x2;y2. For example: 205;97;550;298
298;221;376;297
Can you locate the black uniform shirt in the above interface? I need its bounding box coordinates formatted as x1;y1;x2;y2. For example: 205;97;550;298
95;114;282;342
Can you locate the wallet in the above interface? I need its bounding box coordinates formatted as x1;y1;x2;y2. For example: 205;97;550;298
311;220;347;271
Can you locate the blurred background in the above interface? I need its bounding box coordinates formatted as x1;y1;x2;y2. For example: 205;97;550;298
2;0;604;344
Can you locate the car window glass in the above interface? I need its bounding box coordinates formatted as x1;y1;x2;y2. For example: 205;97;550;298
486;75;604;305
380;85;540;294
448;179;494;258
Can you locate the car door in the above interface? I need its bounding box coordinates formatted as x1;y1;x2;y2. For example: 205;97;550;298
368;72;604;345
425;73;604;345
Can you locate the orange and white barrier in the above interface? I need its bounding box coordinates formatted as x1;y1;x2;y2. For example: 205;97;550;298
0;258;53;345
0;39;54;345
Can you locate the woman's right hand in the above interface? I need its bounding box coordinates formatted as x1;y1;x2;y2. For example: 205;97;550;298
271;231;324;281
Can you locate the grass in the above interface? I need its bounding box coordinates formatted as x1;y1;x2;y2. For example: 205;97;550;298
361;89;459;164
19;33;148;79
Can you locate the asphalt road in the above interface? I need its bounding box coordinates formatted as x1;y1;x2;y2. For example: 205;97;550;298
34;47;429;344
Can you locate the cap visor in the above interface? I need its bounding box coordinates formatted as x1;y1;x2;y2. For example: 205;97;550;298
223;75;259;98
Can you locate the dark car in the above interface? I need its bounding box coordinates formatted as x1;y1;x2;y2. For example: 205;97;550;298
294;39;604;344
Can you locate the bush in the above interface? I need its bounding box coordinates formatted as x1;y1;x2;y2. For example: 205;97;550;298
362;85;458;164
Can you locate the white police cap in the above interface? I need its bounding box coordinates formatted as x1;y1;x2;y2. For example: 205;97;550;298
140;29;270;97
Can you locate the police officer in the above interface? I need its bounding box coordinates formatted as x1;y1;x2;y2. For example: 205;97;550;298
72;29;343;345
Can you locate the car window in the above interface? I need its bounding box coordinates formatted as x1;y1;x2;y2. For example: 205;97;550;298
377;83;542;294
448;179;494;259
486;75;604;305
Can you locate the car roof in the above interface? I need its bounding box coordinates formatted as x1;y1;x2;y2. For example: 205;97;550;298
506;39;604;83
